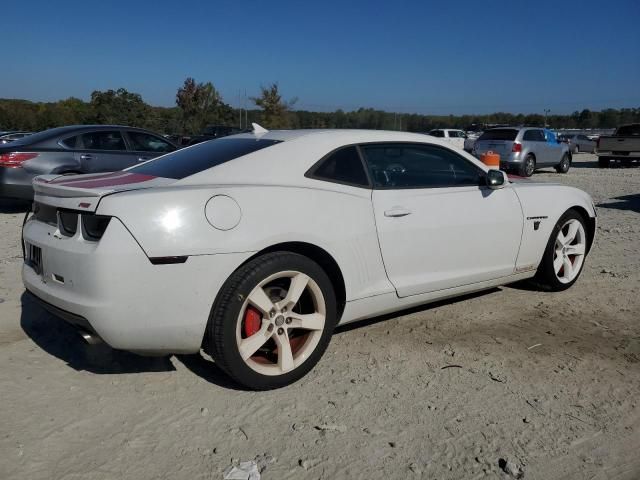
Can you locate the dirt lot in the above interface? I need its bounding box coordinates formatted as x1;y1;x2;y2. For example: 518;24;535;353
1;154;638;480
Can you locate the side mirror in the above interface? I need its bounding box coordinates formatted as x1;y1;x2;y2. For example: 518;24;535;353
485;169;507;190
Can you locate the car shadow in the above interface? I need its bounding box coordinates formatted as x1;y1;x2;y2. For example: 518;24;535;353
20;291;176;374
174;354;246;391
597;194;640;214
335;288;501;334
0;199;31;213
570;159;599;169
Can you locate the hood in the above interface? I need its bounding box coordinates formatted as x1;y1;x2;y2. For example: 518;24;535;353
32;171;175;212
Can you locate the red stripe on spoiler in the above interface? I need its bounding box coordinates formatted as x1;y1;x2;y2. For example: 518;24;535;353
52;173;157;189
49;171;128;184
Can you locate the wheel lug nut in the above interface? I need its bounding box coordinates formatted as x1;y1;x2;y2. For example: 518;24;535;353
285;317;292;324
267;324;274;332
269;309;275;318
277;328;284;335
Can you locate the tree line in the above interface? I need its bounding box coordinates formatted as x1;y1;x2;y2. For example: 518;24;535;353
1;78;638;135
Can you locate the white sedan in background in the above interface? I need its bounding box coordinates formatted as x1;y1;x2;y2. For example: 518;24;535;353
22;127;596;389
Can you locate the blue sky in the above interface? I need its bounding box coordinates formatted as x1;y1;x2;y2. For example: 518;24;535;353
3;0;639;114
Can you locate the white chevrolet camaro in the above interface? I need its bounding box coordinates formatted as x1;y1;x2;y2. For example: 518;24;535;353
22;127;596;389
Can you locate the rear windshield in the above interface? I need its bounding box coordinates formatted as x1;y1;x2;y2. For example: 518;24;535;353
5;126;73;146
616;124;640;136
128;137;282;179
478;129;518;141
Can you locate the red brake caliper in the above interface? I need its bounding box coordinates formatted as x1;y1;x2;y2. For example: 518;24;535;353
243;306;262;337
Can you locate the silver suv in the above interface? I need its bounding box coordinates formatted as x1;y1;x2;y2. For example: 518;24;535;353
473;127;571;177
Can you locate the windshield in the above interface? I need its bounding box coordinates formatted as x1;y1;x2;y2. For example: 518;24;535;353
128;137;282;179
478;129;518;141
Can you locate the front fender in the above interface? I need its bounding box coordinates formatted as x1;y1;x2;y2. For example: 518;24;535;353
512;183;595;271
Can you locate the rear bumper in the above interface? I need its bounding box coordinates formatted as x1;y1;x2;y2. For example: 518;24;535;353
22;215;253;354
0;167;35;200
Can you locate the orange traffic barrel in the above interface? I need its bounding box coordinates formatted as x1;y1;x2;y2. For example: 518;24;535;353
480;151;500;168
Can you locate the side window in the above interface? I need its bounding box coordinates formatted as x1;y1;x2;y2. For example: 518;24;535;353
80;131;126;151
309;146;369;187
127;131;176;153
523;130;544;141
361;143;483;189
544;130;557;143
61;135;78;148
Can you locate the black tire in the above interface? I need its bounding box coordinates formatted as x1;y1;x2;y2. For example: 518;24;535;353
531;210;588;292
204;251;337;390
598;157;611;168
555;154;571;173
520;154;536;177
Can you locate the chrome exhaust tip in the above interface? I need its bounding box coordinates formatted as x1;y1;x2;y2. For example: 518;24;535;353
79;330;103;345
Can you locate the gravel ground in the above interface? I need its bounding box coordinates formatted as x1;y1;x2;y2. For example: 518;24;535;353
1;154;639;480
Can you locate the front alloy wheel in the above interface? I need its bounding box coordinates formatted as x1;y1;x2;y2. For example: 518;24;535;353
533;210;589;291
205;252;337;390
552;218;586;284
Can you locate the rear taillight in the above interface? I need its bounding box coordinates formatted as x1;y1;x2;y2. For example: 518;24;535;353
512;143;522;153
0;152;38;168
81;214;111;240
58;210;79;237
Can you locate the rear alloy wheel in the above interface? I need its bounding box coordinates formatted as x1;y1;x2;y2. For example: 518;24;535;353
533;210;588;291
520;154;536;177
205;252;336;390
555;154;571;173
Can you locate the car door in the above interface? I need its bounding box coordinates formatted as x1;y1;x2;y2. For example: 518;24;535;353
123;130;177;164
524;129;550;165
362;142;523;297
73;130;135;172
449;130;466;150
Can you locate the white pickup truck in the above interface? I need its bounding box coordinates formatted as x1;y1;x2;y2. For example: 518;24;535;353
596;123;640;168
427;129;467;150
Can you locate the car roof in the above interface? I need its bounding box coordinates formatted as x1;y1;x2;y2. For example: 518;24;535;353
4;125;174;149
177;129;488;187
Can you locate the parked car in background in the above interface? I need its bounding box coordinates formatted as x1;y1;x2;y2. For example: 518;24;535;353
0;131;33;144
558;133;596;154
427;129;467;150
596;123;640;168
22;128;596;389
464;132;480;152
0;125;177;200
473;127;571;176
187;125;245;146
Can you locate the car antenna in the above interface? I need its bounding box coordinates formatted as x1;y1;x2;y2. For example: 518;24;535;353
252;123;269;134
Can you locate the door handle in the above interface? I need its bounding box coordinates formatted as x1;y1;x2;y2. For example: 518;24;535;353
384;207;412;218
80;154;93;160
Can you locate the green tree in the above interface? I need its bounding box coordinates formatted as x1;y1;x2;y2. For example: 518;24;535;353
251;83;297;128
89;88;149;127
176;77;233;134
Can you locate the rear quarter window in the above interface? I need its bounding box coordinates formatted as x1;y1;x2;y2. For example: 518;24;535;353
307;146;369;187
478;129;518;141
128;137;282;179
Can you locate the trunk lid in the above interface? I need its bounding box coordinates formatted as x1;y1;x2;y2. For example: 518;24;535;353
33;171;174;212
